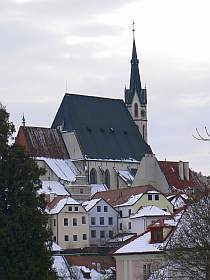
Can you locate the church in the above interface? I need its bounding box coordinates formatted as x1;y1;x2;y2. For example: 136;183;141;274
16;35;202;196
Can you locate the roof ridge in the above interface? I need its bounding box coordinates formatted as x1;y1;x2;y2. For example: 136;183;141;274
65;93;123;102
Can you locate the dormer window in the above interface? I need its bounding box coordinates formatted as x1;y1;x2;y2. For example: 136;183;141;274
134;103;138;118
151;227;163;243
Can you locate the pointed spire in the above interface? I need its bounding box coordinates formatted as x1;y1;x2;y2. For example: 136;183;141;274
129;35;142;94
22;113;26;127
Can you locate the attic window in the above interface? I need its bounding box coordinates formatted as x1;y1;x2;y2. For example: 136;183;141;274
109;128;115;133
100;128;105;133
87;127;92;133
123;130;128;135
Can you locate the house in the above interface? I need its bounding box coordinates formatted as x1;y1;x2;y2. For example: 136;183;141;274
113;219;175;280
130;205;171;235
16;126;91;201
47;196;89;249
82;198;118;245
114;190;173;233
132;155;204;193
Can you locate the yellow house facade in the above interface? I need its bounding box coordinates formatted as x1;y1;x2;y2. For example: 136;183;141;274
48;196;90;249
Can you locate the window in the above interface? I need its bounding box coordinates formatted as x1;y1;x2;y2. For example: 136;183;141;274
100;217;104;225
83;234;87;240
64;235;69;241
128;209;131;216
120;223;122;230
80;188;84;194
134;103;138;118
73;218;77;226
109;231;113;238
108;217;113;225
91;230;96;238
53;236;56;242
82;216;86;224
75;206;78;211
73;235;78;241
119;210;123;218
128;222;131;229
162;208;167;212
155;194;159;201
64;218;68;226
91;217;96;225
104;206;108;212
148;194;152;201
143;264;151;280
53;219;56;226
100;231;105;238
68;206;72;211
104;169;110;188
97;206;101;212
90;168;97;184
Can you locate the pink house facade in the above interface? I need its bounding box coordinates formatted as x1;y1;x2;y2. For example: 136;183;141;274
114;219;175;280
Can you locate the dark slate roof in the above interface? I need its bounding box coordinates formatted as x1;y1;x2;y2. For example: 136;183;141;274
51;93;152;161
125;38;147;105
16;126;69;159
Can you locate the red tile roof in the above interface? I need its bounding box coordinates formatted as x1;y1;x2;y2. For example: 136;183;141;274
47;196;68;210
159;161;204;191
16;126;69;159
92;185;156;206
65;255;115;270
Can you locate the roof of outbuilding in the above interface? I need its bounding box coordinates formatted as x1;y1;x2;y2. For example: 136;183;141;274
16;126;69;159
51;93;152;161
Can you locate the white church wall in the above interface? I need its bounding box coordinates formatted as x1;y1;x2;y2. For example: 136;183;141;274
132;154;170;193
88;160;139;190
62;131;84;160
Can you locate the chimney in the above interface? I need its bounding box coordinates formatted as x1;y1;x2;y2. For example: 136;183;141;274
178;161;184;180
183;162;190;181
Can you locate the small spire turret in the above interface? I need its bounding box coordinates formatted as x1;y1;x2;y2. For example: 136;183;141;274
22;113;26;127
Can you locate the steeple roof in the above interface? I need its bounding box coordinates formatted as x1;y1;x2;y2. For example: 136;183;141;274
125;38;147;105
130;38;142;93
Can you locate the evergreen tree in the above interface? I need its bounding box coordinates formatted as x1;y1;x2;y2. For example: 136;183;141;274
0;103;57;280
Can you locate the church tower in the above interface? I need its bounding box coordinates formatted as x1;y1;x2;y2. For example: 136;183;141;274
124;26;148;143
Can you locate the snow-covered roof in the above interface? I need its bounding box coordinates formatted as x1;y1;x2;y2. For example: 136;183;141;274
82;198;101;211
48;197;80;214
37;157;79;182
108;234;136;243
91;184;108;197
53;256;70;279
131;206;171;219
115;193;144;207
51;242;64;252
118;170;134;185
38;180;69;196
170;196;186;209
114;231;163;255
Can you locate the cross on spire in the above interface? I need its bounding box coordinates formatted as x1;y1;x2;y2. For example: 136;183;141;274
132;21;135;39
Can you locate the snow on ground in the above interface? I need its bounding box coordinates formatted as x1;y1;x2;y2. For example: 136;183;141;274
53;256;71;279
53;258;113;280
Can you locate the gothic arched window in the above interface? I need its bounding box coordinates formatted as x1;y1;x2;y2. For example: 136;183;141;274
90;168;97;184
104;169;110;188
134;103;138;118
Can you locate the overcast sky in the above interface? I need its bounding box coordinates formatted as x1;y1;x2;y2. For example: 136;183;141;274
1;0;209;175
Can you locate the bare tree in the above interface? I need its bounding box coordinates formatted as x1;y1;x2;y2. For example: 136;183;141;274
149;192;210;280
192;126;210;141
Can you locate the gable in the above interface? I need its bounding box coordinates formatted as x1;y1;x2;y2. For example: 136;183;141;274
51;93;152;161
